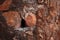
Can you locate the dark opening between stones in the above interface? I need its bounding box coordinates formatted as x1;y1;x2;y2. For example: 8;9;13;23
0;0;5;5
21;18;27;28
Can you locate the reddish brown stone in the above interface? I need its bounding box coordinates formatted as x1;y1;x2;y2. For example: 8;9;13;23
0;0;12;11
25;12;36;27
2;11;21;28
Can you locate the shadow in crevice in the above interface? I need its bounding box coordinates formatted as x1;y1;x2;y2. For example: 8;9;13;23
21;18;27;28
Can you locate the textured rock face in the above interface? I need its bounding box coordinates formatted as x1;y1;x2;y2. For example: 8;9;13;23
0;0;60;40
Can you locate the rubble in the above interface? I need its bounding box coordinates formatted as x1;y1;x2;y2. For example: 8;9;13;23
0;0;60;40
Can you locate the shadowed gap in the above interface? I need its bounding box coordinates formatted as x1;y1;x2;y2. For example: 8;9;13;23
21;18;27;28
